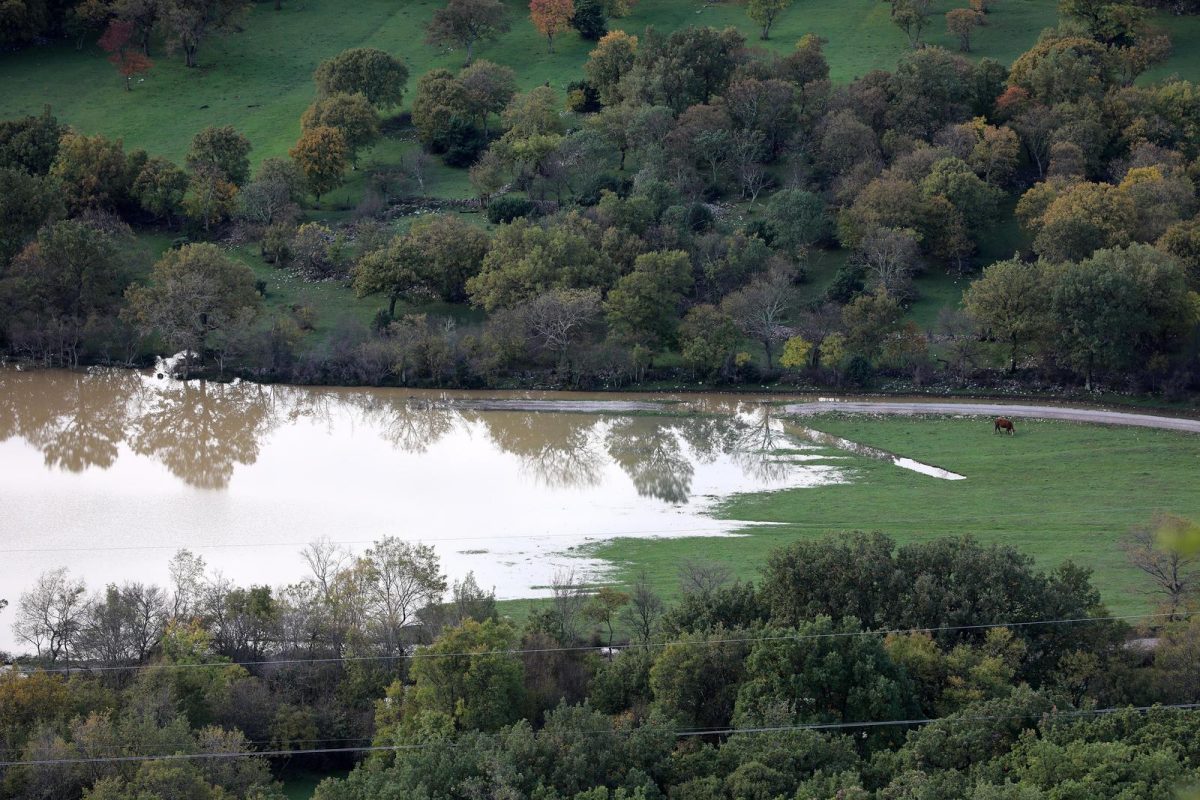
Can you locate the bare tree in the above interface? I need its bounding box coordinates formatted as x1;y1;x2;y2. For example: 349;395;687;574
855;226;921;298
678;559;733;598
1122;514;1200;619
619;571;665;644
302;538;352;603
526;288;602;369
14;568;87;664
79;583;168;667
168;548;207;622
721;266;797;369
359;537;447;658
550;568;588;644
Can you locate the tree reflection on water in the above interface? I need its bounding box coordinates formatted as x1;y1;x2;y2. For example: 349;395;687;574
0;369;806;498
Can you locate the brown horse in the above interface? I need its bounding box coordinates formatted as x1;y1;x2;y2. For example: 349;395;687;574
994;417;1015;435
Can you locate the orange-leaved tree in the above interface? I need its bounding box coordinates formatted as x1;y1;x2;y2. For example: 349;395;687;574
529;0;574;53
98;20;153;91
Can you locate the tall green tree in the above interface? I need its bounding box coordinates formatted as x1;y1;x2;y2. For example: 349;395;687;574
314;48;410;109
963;258;1049;372
604;249;693;347
186;125;252;186
745;0;792;40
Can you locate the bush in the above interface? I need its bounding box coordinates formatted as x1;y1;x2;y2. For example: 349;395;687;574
842;355;875;388
486;195;535;224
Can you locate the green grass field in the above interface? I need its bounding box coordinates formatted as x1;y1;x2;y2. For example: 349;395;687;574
586;415;1200;616
1;0;1192;166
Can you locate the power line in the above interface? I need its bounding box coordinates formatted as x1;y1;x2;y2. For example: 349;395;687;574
18;610;1184;676
3;703;1199;768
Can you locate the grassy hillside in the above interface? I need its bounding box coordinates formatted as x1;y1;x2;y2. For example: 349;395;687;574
590;415;1200;615
2;0;1192;166
1;0;1197;352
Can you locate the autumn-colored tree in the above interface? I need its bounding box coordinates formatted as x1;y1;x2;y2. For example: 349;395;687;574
584;30;637;106
945;8;981;52
426;0;510;66
529;0;574;53
301;92;380;168
289;126;349;205
98;20;154;90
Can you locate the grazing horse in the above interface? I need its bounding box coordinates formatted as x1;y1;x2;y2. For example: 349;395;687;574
994;417;1015;435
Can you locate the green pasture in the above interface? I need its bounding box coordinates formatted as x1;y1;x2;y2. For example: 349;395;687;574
587;414;1200;616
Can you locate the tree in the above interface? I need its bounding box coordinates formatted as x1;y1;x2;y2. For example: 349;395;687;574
963;258;1047;372
289;126;349;204
530;0;574;53
301;93;380;169
571;0;606;41
0;167;63;265
460;59;517;136
158;0;250;68
779;335;813;369
467;216;604;310
111;0;161;55
854;227;921;298
745;0;792;40
407;213;491;302
1028;182;1137;263
735;618;916;732
237;158;303;228
133;156;189;221
893;0;932;48
585;587;629;652
679;304;738;378
123;243;261;372
765;189;828;255
1158;218;1200;288
722;267;795;369
353;237;423;318
526;287;602;367
187;125;252;186
7;219;126;333
0;106;64;175
1122;514;1200;619
604;249;693;347
1046;245;1196;387
426;0;510;66
314;48;410;109
49;132;132;212
411;68;474;149
945;8;981;52
183;164;239;232
98;20;154;90
14;568;87;664
402;619;525;731
619;571;664;645
357;537;446;659
584;30;637;106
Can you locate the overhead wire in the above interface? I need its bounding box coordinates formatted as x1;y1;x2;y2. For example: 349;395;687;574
15;610;1186;676
3;703;1200;768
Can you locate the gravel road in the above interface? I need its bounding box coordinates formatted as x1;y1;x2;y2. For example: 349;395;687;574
781;400;1200;434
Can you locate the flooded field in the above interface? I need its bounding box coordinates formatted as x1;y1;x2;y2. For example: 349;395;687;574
0;368;847;650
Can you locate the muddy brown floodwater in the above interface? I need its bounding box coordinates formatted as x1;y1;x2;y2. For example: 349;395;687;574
0;368;846;652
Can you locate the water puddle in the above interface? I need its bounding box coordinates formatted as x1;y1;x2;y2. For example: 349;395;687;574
788;425;966;481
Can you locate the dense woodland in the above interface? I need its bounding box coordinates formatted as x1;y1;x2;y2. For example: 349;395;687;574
0;0;1198;395
4;527;1200;799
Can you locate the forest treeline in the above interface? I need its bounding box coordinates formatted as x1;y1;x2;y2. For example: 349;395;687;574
4;527;1200;799
2;0;1200;395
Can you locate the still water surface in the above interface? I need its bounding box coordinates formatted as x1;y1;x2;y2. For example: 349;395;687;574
0;368;847;650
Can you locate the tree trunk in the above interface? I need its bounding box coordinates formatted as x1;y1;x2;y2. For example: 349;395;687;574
763;338;773;369
388;294;398;317
465;38;474;66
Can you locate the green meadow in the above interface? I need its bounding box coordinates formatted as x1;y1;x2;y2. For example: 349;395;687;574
587;415;1200;615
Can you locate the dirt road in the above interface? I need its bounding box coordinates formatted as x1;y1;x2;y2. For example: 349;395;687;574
782;400;1200;434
